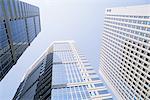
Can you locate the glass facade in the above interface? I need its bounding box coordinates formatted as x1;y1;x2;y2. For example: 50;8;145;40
100;5;150;100
0;0;41;81
13;41;113;100
0;19;13;81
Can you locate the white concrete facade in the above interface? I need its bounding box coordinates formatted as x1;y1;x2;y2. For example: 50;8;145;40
100;5;150;100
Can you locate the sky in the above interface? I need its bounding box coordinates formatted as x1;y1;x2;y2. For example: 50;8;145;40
0;0;150;100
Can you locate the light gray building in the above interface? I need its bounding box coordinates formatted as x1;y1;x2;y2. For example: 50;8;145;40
13;41;113;100
100;5;150;100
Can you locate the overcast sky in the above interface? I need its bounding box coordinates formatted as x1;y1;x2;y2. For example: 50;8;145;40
0;0;149;100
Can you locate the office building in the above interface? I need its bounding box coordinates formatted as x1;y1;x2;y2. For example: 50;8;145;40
0;0;41;81
13;41;113;100
100;5;150;100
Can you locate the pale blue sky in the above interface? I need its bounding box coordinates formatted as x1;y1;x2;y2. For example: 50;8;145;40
0;0;150;100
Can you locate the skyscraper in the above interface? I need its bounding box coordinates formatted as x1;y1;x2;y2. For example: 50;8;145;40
0;0;41;81
100;5;150;100
13;41;113;100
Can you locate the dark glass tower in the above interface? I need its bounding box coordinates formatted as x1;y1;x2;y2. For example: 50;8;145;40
0;0;41;81
13;41;113;100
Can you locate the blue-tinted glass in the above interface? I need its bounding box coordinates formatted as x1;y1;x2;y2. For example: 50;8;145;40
85;91;90;98
98;90;109;95
0;2;4;17
27;17;36;43
14;0;19;18
81;91;86;99
52;64;67;85
89;73;96;75
53;52;62;63
18;1;22;17
94;83;104;87
0;50;13;80
91;77;100;81
76;92;81;99
86;68;93;71
20;2;24;17
72;92;76;99
10;19;28;59
35;16;41;34
0;19;14;80
10;0;15;18
103;98;113;100
0;30;8;49
3;0;11;17
147;28;150;31
0;20;10;57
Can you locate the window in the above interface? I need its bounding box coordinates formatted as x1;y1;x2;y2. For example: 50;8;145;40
91;77;100;81
86;68;93;71
103;98;113;100
98;90;109;95
94;83;104;87
89;73;96;75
